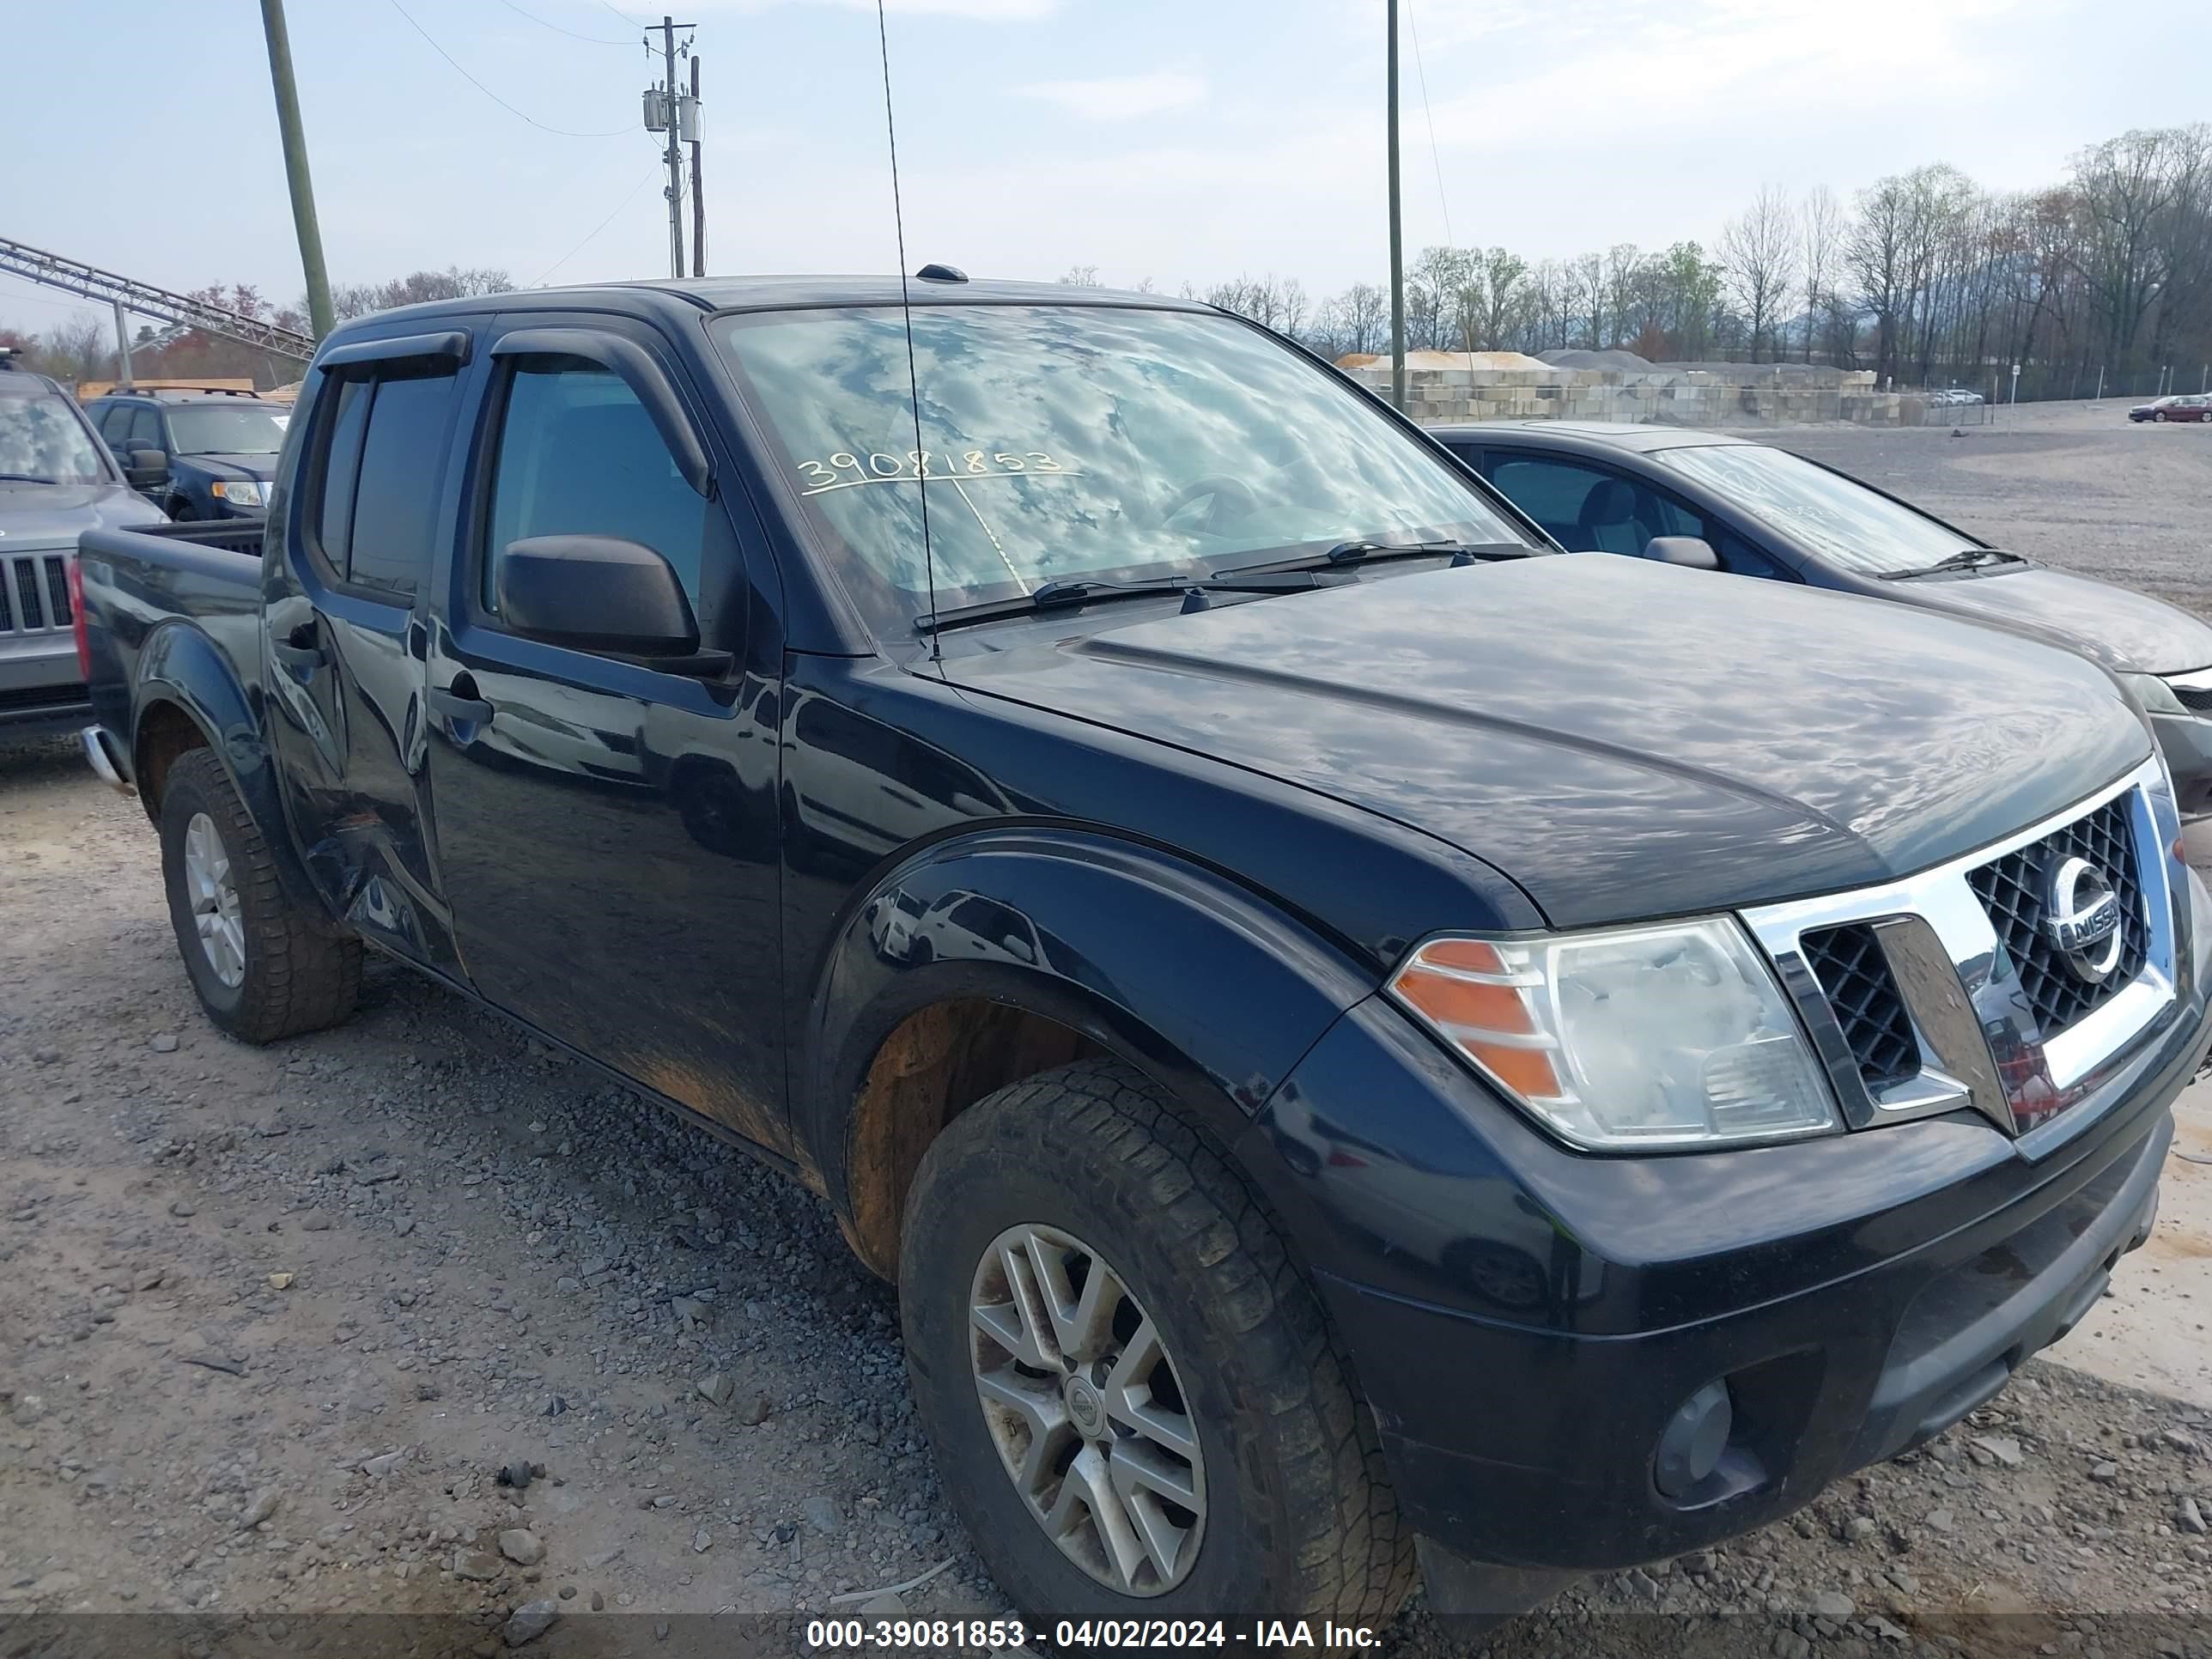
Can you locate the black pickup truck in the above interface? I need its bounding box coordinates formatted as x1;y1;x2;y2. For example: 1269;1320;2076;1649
76;276;2209;1628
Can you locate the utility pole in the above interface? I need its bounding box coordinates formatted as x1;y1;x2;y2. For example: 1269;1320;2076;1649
660;16;684;280
258;0;333;338
688;56;705;277
1386;0;1405;414
112;300;134;388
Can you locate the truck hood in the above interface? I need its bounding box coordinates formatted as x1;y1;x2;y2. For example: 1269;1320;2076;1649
1894;565;2212;675
182;453;280;482
944;557;2151;928
0;480;166;546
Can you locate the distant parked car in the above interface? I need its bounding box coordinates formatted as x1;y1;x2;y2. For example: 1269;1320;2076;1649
0;349;166;741
80;386;289;519
1436;420;2212;817
2129;395;2212;423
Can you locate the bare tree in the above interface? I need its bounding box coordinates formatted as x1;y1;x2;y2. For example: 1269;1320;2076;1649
1800;185;1844;362
1058;265;1102;287
1720;185;1800;362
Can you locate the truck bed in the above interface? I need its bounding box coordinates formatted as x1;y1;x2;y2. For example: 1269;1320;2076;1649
76;517;267;779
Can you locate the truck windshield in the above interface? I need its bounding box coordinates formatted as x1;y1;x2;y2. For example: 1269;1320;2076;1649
712;304;1529;633
0;387;108;485
166;403;289;456
1650;443;1977;576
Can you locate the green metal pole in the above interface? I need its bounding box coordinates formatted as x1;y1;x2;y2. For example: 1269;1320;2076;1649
260;0;334;339
1387;0;1405;413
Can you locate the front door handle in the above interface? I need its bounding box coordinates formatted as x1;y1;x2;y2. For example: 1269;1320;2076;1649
429;678;494;725
269;619;324;671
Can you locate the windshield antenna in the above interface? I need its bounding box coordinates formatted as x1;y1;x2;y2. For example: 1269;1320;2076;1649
873;0;940;661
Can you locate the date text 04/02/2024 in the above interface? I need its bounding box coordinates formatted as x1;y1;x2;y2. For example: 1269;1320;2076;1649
802;1619;1382;1650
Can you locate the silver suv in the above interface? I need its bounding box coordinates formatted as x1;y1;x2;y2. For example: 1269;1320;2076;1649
0;354;166;741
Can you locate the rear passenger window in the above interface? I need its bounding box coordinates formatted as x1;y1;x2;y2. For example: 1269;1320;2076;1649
308;367;459;601
349;371;457;599
483;360;706;616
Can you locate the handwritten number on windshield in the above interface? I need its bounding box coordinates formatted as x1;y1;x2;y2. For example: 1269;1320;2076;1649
794;450;1070;495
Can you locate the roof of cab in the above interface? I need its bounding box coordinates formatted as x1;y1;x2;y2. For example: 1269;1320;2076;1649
1429;419;1759;454
322;275;1206;337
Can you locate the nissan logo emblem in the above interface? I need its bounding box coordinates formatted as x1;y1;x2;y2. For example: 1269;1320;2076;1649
2045;855;2124;983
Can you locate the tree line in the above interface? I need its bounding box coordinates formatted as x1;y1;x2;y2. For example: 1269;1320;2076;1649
1073;124;2212;401
9;124;2208;404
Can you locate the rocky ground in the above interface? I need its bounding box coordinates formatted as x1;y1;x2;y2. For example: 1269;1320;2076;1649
6;407;2212;1656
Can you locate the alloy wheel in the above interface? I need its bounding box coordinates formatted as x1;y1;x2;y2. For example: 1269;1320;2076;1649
969;1223;1206;1596
183;811;246;988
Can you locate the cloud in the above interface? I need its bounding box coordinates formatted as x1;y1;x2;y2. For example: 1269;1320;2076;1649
1015;70;1206;121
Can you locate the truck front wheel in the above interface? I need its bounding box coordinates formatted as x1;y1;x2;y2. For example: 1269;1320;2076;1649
159;748;361;1042
900;1059;1415;1626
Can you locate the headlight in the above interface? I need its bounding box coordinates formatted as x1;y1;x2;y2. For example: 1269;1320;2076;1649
210;480;266;508
2120;671;2186;717
1387;920;1840;1151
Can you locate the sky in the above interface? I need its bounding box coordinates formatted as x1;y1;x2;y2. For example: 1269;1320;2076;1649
4;0;2209;339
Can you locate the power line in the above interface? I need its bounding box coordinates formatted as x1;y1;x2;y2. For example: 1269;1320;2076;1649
597;0;647;26
1404;0;1454;248
489;0;632;46
383;0;633;137
532;167;659;285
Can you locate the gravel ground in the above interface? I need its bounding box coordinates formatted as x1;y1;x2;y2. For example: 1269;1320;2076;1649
1769;403;2212;620
7;422;2212;1656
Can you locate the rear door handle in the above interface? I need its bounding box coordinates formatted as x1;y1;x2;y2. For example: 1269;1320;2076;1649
429;679;494;724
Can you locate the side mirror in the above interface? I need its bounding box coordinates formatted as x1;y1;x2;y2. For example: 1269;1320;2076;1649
498;534;699;657
125;448;168;485
1646;536;1720;571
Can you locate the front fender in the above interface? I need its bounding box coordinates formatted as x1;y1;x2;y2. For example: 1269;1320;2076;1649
136;621;324;918
801;827;1379;1212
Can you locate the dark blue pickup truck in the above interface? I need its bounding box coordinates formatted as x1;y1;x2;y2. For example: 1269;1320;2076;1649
75;276;2210;1628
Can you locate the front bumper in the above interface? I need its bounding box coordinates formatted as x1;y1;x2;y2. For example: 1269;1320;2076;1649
1247;963;2207;1577
0;689;92;740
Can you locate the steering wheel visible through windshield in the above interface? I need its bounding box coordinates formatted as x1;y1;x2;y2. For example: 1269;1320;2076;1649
711;303;1530;635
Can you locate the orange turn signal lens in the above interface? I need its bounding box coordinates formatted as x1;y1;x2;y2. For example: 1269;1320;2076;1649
1388;939;1565;1102
1391;969;1534;1034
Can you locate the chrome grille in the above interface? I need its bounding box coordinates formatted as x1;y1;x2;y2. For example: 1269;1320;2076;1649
1746;763;2181;1143
1966;793;2145;1037
1801;924;1919;1091
2;552;71;635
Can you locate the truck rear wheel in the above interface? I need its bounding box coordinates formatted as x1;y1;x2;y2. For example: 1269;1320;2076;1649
900;1059;1414;1626
158;747;361;1042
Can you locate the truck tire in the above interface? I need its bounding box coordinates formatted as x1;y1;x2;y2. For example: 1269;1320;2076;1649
900;1058;1415;1627
159;747;361;1042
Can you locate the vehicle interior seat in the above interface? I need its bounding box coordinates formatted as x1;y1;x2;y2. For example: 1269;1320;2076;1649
1574;476;1656;557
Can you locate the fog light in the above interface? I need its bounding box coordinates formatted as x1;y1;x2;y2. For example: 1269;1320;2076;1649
1654;1380;1733;1499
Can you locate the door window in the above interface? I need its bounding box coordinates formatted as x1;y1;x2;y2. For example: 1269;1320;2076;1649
127;405;162;450
483;360;707;618
94;403;130;442
306;365;459;601
348;370;458;599
1712;529;1796;580
1488;455;1700;557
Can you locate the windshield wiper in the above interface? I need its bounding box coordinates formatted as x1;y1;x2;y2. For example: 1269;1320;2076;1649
0;472;60;484
917;571;1324;634
1880;547;2026;580
1218;538;1538;578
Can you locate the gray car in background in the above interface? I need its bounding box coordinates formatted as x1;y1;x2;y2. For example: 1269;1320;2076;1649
0;352;167;742
1437;420;2212;817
